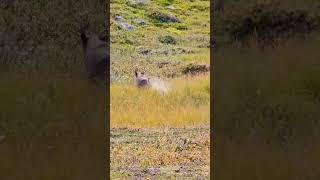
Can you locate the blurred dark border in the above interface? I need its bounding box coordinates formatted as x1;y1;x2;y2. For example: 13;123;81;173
212;0;320;179
210;0;215;179
106;0;110;178
0;0;109;179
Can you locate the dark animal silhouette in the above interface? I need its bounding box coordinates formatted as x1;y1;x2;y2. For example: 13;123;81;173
80;24;109;82
135;70;150;88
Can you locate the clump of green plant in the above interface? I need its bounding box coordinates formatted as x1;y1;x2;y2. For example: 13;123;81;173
157;0;174;6
158;35;177;44
181;62;209;75
148;10;181;23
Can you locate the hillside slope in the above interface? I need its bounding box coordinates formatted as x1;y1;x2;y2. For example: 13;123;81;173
110;0;210;83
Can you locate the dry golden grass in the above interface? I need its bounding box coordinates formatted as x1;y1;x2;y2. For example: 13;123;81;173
111;74;210;128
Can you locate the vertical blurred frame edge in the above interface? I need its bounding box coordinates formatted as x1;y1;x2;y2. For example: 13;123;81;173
210;0;215;179
105;0;111;179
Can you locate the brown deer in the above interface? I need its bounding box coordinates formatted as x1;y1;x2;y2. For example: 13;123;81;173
80;23;109;82
135;70;150;88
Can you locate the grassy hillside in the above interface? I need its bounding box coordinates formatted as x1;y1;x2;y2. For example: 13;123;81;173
110;0;210;83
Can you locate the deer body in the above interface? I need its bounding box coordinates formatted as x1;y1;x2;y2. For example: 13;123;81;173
135;71;150;88
80;27;109;80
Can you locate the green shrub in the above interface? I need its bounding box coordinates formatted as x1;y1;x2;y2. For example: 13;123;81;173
158;35;177;44
158;0;174;6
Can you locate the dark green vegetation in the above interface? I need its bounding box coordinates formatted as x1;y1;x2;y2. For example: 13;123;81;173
1;1;107;179
214;0;320;179
111;128;209;179
214;0;320;48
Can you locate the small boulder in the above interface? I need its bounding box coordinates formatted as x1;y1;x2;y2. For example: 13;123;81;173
114;15;125;22
116;22;134;31
128;0;149;7
166;5;176;10
132;18;146;25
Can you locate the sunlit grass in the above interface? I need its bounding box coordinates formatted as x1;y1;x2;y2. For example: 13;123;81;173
111;74;210;128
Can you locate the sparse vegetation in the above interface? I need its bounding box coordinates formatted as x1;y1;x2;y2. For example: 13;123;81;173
111;128;209;179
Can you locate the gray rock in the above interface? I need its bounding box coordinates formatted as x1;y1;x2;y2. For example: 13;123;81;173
166;5;176;10
128;0;149;7
114;15;125;22
132;18;146;25
116;22;134;31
